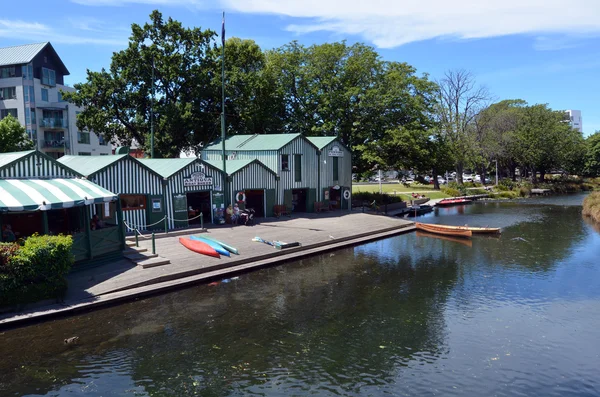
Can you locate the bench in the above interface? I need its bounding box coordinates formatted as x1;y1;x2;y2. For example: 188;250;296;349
274;204;292;218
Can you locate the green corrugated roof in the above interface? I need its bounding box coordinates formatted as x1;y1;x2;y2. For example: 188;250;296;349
306;136;338;149
205;159;271;176
203;133;302;151
137;158;197;178
58;154;128;176
0;150;35;169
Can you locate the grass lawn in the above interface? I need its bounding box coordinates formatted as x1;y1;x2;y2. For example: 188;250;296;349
352;183;450;200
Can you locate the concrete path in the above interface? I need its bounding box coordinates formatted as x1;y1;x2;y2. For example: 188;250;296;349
0;211;414;329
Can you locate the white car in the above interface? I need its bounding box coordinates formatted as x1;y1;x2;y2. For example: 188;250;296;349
402;178;415;184
437;177;446;184
474;175;481;183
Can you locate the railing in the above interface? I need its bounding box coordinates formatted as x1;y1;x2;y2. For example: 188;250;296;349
43;140;70;149
39;118;67;128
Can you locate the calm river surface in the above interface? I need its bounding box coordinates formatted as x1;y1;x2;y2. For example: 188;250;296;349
1;194;599;397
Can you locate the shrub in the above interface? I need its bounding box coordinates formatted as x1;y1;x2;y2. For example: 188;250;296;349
446;181;468;196
498;191;518;199
499;178;515;190
0;234;73;308
582;192;600;223
519;186;531;197
352;192;403;204
441;187;461;197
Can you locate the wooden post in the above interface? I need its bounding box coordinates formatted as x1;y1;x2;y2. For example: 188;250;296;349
84;206;93;259
116;198;125;250
42;211;49;235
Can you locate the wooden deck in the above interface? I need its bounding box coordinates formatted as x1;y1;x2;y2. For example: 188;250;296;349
0;211;414;328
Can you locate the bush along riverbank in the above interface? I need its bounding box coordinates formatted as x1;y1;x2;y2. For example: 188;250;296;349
583;192;600;224
0;234;73;310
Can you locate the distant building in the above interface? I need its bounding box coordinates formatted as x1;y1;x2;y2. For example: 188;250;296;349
0;42;110;158
566;110;582;133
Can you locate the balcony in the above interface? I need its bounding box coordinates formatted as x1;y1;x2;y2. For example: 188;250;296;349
43;140;70;149
39;118;68;129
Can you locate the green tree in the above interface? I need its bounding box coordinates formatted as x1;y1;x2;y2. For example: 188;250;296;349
0;115;34;153
62;10;219;158
584;132;600;176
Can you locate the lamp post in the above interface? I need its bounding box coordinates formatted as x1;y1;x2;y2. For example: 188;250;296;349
378;169;382;194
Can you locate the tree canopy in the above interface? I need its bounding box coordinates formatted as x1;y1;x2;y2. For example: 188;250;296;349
0;115;34;153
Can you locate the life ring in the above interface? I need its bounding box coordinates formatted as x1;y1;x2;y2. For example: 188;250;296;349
236;192;246;203
343;190;351;200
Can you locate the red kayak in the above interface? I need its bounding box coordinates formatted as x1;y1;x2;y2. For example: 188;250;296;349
179;237;220;258
437;198;473;206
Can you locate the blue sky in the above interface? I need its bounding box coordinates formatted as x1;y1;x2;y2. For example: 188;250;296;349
1;0;599;135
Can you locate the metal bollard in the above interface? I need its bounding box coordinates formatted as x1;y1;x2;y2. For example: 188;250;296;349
164;217;168;234
152;232;156;255
135;230;139;247
200;212;204;230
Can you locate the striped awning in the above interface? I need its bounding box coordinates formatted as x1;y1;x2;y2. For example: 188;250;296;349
0;178;117;212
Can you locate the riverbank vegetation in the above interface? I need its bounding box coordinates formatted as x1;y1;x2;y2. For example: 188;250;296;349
0;235;73;309
583;192;600;224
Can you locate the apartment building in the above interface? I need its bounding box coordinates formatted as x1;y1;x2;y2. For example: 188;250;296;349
566;110;583;133
0;42;110;158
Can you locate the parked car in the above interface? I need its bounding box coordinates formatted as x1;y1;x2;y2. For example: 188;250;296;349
484;177;492;184
402;178;415;184
474;175;481;183
437;177;446;184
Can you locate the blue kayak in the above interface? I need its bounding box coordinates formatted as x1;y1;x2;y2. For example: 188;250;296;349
190;235;230;257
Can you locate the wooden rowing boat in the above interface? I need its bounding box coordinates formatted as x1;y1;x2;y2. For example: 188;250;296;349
179;237;220;258
415;222;472;238
416;230;473;247
420;223;501;234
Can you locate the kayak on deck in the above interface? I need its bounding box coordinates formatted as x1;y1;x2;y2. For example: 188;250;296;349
436;198;472;206
415;222;472;238
190;235;231;257
198;235;239;255
179;237;220;258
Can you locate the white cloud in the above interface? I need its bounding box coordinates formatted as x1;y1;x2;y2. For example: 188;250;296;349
0;18;126;46
223;0;600;48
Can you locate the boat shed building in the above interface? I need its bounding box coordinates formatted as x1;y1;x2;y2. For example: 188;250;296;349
306;137;353;210
0;150;124;265
202;134;321;213
205;159;278;217
58;154;165;232
137;158;224;229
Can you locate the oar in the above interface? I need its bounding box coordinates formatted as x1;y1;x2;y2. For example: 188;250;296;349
252;236;275;247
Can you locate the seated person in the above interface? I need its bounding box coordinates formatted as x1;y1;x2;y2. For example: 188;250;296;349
91;215;105;230
2;224;16;242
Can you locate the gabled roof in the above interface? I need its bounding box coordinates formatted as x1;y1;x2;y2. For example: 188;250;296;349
0;42;69;75
58;154;128;177
306;136;338;150
0;150;36;169
137;158;198;179
203;133;304;151
205;159;277;176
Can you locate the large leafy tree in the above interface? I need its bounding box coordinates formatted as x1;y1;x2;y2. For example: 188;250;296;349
584;132;600;176
63;11;219;157
0;115;34;153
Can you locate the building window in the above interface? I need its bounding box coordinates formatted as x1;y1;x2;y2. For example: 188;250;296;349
333;157;339;181
0;66;16;79
57;91;63;102
281;154;289;171
78;131;90;144
120;194;147;211
41;88;48;101
78;152;91;156
25;108;31;124
100;153;109;155
0;87;16;100
294;154;302;182
0;109;18;119
98;134;107;146
42;68;56;86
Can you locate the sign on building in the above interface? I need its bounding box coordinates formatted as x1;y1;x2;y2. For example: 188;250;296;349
328;145;344;157
183;172;213;188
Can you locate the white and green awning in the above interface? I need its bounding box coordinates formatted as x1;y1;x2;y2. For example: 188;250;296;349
0;178;117;212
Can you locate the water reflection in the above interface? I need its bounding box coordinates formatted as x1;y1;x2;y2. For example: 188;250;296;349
1;196;599;397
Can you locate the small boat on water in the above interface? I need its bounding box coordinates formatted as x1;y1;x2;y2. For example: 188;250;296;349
179;237;220;258
199;235;239;255
423;223;501;234
436;198;472;206
415;222;472;238
190;235;231;257
416;230;473;247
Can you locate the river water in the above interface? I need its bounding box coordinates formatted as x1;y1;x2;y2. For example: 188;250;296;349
1;194;599;397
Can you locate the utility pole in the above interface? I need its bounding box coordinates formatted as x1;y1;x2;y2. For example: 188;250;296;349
378;169;382;194
495;159;498;186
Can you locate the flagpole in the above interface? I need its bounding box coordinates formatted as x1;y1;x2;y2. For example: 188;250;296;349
150;54;155;159
221;11;228;206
